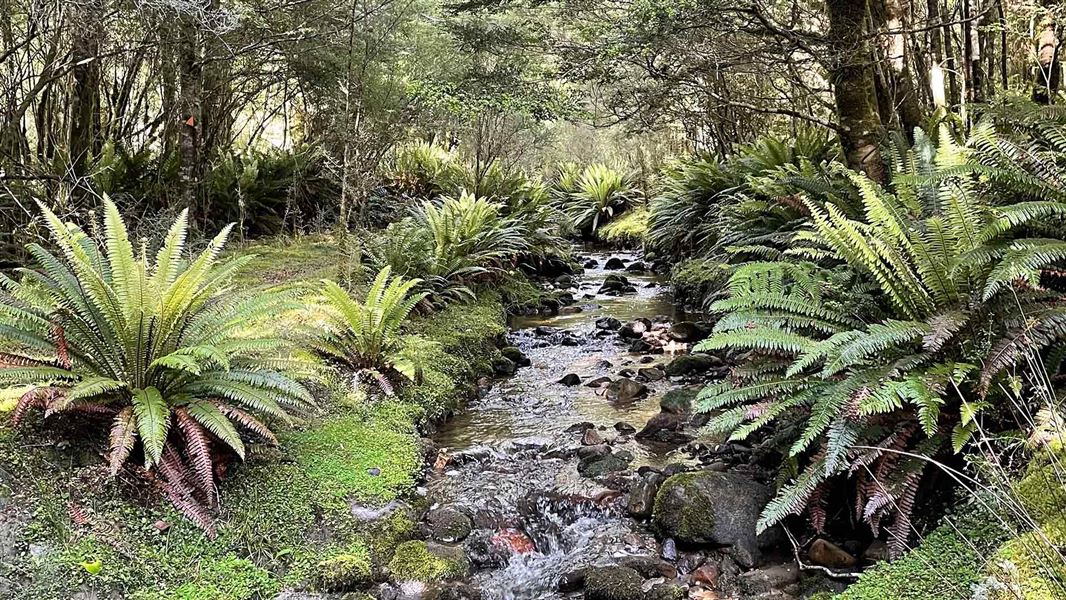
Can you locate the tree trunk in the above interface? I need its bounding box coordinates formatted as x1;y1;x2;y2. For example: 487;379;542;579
877;0;923;138
69;0;103;201
1033;4;1062;104
176;10;202;213
827;0;886;183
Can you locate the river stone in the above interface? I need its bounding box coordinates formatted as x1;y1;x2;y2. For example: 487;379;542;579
424;506;473;543
491;356;516;376
604;257;627;270
578;450;633;478
624;261;646;273
807;538;856;569
584;259;599;268
576;444;611;461
500;346;531;368
652;471;774;565
663;353;719;376
583;566;644;600
614;422;636;434
660;388;698;414
581;428;604;446
596;317;622;330
627;472;665;518
618;319;650;339
668;321;710;343
635;412;690;444
586;376;612;387
645;583;686;600
559;373;582;386
636;367;665;382
606;378;648;402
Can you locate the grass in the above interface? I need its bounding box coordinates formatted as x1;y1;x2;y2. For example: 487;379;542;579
0;235;506;599
597;205;649;247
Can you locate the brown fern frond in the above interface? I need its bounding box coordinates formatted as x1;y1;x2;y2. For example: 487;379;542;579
12;387;48;426
808;481;829;533
745;400;772;420
214;402;277;445
108;407;137;476
0;352;52;368
159;448;217;538
67;501;90;527
887;472;922;559
923;311;969;353
50;324;71;369
175;408;217;505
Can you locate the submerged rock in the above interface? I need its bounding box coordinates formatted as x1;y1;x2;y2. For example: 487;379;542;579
583;566;644;600
578;449;634;478
595;317;622;330
559;373;582;386
652;471;776;567
423;506;473;543
606;378;648;402
659;388;698;414
500;346;531;368
663;353;720;377
624;261;646;273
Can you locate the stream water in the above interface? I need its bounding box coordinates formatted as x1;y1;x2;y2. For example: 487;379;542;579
425;251;706;599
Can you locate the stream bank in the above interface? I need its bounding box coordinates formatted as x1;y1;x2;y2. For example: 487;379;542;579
371;251;837;600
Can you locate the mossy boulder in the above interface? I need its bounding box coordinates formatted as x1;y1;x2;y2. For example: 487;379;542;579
652;470;774;567
386;541;470;583
663;353;719;377
583;566;644;600
423;506;473;543
659;388;698;414
315;550;372;591
645;583;686;600
500;346;530;367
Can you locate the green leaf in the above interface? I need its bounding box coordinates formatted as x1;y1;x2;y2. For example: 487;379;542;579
184;399;246;459
132;387;169;467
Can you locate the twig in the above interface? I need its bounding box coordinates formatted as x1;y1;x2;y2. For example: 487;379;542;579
782;524;862;580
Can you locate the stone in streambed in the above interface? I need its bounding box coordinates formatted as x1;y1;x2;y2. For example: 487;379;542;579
645;583;686;600
582;566;644;600
636;367;665;382
586;376;612;387
663;353;720;376
652;471;777;568
604;257;627;270
624;261;646;273
386;540;470;583
491;356;516;376
595;317;621;330
614;422;636;434
606;378;648;402
500;346;530;367
559;373;582;386
668;321;711;343
659;388;698;414
578;449;633;478
618;319;650;339
581;428;604;446
635;412;691;444
627;471;665;518
423;506;473;543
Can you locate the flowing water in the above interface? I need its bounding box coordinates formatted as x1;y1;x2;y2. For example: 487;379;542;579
426;251;703;599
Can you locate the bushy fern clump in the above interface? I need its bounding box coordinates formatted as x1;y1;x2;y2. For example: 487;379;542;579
553;163;639;234
318;266;429;390
0;198;313;534
696;121;1066;555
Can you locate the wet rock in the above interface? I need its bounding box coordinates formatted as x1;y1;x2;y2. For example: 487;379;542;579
578;449;633;478
635;412;688;443
597;359;614;368
576;444;612;462
386;541;470;583
639;356;655;364
566;421;596;433
560;306;583;315
668;321;710;343
618;368;636;378
559;373;582;386
583;566;644;600
499;346;530;368
624;261;646;273
736;562;800;596
618;555;671;579
436;581;482;600
558;569;587;592
596;317;622;330
491;528;536;555
534;325;557;336
652;471;775;566
691;562;720;586
314;551;373;590
555;274;576;287
491;356;516;376
636;367;665;382
614;422;636;434
618;319;650;339
599;274;634;295
584;259;599;269
606;378;648;402
581;428;605;446
628;339;653;353
423;506;473;543
659;388;698;414
663;353;720;377
807;538;857;569
586;376;612;387
559;334;581;346
604;257;627;270
626;472;665;518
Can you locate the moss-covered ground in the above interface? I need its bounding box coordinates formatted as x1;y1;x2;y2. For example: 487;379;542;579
0;237;507;599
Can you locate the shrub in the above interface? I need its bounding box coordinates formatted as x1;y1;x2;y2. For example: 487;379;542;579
694;122;1066;554
0;198;313;534
317;266;428;388
556;163;639;234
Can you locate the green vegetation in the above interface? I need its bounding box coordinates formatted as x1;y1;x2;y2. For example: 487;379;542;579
598;205;649;247
0;199;314;533
386;540;470;582
554;163;640;235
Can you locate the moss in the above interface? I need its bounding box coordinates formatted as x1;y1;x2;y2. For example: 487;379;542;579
670;258;731;310
314;545;373;591
0;385;26;413
651;472;716;542
598;206;649;248
386;540;470;582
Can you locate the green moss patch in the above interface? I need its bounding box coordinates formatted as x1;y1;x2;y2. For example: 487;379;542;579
598;206;649;248
386;540;469;582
